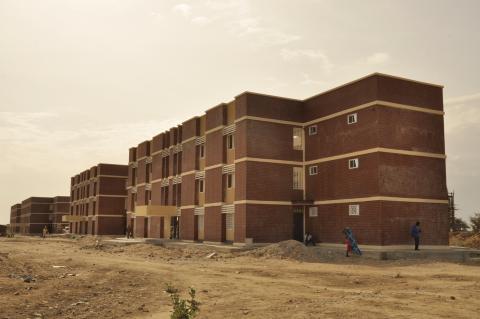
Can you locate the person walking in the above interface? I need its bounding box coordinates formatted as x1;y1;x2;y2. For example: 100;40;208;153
411;221;422;250
126;223;133;239
42;225;48;239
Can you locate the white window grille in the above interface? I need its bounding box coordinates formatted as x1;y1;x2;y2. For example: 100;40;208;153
349;204;360;216
309;165;318;175
225;213;234;230
308;125;317;135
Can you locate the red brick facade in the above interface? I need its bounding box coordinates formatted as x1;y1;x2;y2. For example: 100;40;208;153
126;73;448;246
68;163;128;236
10;196;70;235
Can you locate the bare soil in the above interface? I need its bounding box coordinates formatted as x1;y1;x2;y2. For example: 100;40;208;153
1;236;479;319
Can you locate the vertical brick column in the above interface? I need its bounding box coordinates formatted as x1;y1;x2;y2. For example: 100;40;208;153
204;104;226;243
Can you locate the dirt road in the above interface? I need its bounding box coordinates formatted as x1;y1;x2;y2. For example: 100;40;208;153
1;236;479;319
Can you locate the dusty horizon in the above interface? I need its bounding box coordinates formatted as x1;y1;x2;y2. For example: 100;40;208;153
1;0;479;224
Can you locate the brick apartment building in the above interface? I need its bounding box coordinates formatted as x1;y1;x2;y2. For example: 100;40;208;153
10;204;21;233
11;196;70;235
65;163;128;236
127;73;448;246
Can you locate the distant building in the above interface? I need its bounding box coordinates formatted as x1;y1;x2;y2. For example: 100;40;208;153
11;196;70;235
65;163;128;236
10;204;21;233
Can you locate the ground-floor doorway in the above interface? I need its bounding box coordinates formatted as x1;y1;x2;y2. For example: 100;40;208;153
293;209;304;242
170;216;179;239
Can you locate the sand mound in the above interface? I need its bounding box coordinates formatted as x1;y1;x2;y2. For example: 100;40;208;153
244;240;316;261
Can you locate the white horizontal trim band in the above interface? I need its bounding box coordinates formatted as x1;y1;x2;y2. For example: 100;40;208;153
235;148;445;167
313;196;448;205
205;126;224;135
232;197;448;206
234;101;443;128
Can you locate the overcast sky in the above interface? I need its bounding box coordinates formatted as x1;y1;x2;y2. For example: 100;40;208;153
0;0;479;224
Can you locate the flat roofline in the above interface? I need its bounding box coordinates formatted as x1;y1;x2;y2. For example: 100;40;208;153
204;102;227;113
304;72;444;102
97;163;129;167
235;73;443;104
235;91;302;102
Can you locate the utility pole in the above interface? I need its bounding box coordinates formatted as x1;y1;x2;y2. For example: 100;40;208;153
448;191;458;231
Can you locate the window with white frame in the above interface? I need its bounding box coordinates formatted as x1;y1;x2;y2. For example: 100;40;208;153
309;165;318;175
226;134;234;149
199;144;205;158
347;113;358;124
309;207;318;217
348;158;359;169
293;167;304;190
349;204;360;216
293;127;304;150
308;125;317;135
198;179;205;193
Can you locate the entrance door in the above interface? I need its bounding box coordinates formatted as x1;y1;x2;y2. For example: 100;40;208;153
144;217;149;238
293;211;304;242
170;216;180;239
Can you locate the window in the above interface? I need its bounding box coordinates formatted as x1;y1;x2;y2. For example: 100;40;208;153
225;213;234;230
349;204;360;216
293;167;304;190
309;207;318;217
198;179;204;193
197;215;204;231
308;125;317;135
227;134;234;149
227;174;234;188
146;163;152;182
348;158;359;169
293;127;304;150
132;167;137;185
347;113;357;124
309;165;318;175
173;154;178;175
199;144;205;158
161;186;168;205
172;184;177;206
162;156;169;178
146;190;151;205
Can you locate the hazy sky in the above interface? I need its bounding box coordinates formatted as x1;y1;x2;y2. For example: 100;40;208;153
1;0;479;224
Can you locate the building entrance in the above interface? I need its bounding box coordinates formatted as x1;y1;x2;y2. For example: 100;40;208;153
293;210;304;242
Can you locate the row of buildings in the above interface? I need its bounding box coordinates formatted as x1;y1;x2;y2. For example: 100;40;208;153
9;73;450;246
10;197;70;235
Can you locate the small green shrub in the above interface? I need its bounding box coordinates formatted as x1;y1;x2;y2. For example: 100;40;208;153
170;287;199;319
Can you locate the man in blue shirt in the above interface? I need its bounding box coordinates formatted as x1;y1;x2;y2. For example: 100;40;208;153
411;221;421;250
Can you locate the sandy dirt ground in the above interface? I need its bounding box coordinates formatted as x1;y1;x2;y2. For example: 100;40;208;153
1;236;480;319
